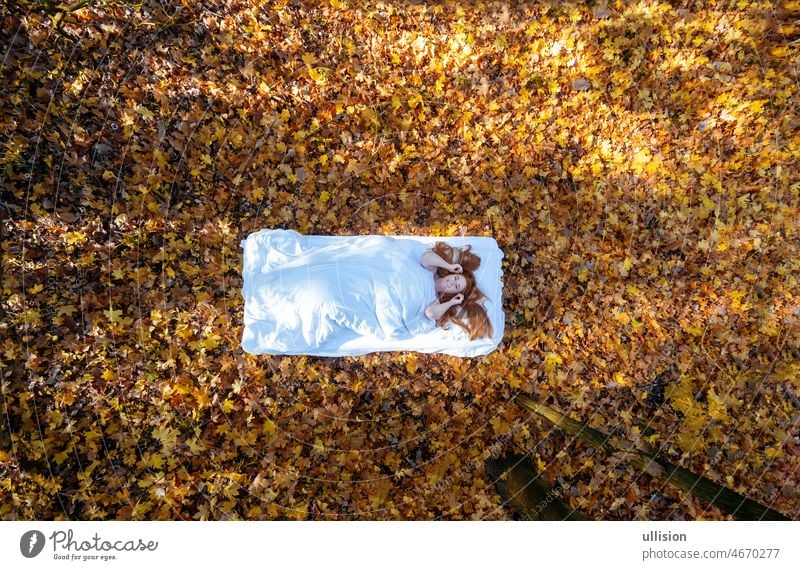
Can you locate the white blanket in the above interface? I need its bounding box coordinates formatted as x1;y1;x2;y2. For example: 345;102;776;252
240;229;505;357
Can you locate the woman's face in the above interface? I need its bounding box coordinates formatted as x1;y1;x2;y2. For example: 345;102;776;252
437;274;466;294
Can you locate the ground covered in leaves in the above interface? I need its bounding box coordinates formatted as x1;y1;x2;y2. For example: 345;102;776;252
2;0;799;520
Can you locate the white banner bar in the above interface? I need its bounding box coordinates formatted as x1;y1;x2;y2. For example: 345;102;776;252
2;521;798;569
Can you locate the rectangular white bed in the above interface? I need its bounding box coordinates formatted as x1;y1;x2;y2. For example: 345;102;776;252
240;229;505;357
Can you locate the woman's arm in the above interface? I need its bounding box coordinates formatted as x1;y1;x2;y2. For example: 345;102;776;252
424;296;461;320
421;250;453;272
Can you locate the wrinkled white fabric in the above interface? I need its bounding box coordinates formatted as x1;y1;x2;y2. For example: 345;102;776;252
241;229;505;357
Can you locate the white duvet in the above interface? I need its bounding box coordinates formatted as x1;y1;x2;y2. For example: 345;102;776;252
240;229;505;357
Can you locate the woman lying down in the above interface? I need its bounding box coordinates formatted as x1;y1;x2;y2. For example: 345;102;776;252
419;241;493;341
244;235;493;351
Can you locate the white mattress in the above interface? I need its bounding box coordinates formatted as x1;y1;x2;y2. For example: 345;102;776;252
240;229;505;357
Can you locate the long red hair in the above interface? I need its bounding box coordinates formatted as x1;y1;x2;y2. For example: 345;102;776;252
429;241;493;341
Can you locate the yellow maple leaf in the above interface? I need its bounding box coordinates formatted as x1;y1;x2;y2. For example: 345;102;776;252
193;388;210;407
544;352;563;374
619;256;634;277
759;323;779;336
631;148;652;174
490;416;509;434
730;290;748;311
614;309;630;325
152;426;179;451
676;407;708;453
308;67;327;83
251;186;265;201
406;354;418;374
707;388;729;421
146;453;165;469
136;104;154;122
104;307;123;322
667;376;696;414
203;334;222;351
64;231;86;245
57;304;76;317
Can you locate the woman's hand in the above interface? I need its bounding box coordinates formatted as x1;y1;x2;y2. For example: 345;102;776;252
425;294;464;320
448;263;463;274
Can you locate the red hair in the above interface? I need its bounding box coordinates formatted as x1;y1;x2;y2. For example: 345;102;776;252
429;241;493;341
